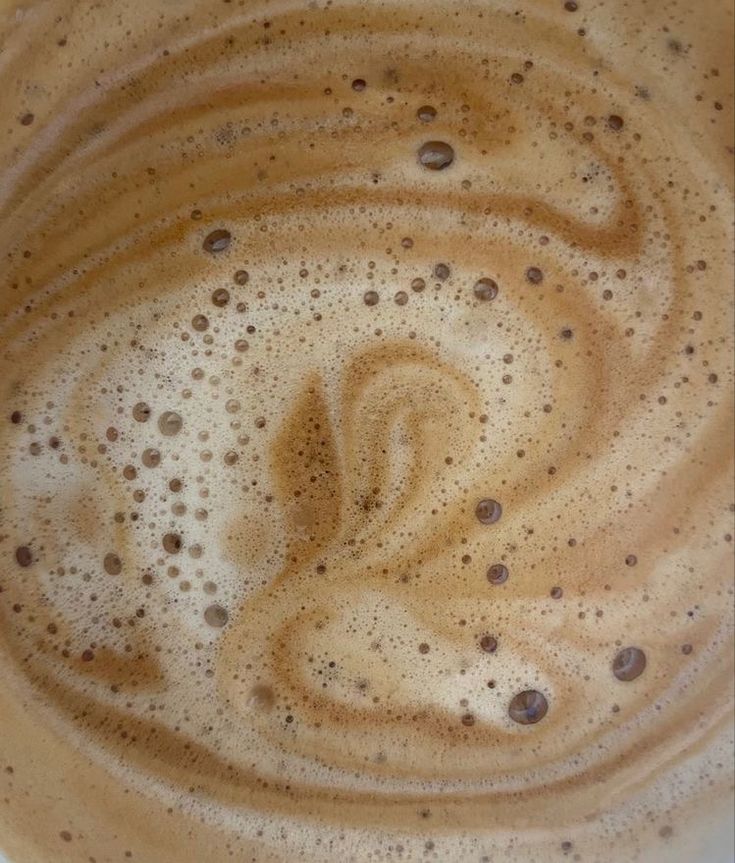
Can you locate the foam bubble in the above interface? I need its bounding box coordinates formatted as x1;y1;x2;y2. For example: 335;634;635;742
476;499;503;525
202;229;232;253
417;141;455;170
612;647;647;682
508;690;549;725
0;0;732;861
473;278;499;301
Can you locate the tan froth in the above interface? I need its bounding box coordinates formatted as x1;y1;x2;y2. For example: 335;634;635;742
0;0;732;861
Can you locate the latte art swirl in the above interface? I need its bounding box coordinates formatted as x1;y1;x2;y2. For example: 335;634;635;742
0;0;732;861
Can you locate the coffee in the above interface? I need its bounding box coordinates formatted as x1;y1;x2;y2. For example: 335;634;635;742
0;0;732;861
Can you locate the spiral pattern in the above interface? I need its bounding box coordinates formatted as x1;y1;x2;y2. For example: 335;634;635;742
0;0;732;861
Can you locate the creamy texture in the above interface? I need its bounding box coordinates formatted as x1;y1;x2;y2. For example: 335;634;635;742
0;0;733;861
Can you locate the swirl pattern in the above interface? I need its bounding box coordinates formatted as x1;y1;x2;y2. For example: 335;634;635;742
0;0;732;861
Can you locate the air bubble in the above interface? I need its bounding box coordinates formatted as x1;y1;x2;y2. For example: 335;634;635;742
474;278;498;301
479;635;498;653
417;141;454;170
158;411;182;436
508;690;548;724
203;229;231;253
211;288;230;307
487;564;508;584
417;105;437;122
15;546;32;567
204;604;229;627
526;266;544;284
234;270;249;285
103;553;122;575
475;498;502;524
142;448;161;468
132;402;151;422
612;647;646;681
162;533;182;554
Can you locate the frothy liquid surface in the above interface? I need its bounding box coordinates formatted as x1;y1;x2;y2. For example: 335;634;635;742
0;0;733;861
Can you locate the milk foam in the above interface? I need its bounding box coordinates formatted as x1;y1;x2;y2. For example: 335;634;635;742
0;0;732;861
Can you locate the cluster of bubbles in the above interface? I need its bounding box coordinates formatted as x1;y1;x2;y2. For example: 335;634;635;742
0;0;731;861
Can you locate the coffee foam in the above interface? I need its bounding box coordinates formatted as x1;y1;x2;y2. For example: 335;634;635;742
0;0;733;860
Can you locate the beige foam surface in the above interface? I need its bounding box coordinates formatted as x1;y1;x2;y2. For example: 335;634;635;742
0;0;732;861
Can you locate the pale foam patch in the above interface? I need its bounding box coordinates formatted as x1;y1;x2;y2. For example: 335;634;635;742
0;0;732;860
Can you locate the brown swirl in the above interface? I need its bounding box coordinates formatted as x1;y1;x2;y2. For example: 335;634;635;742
0;0;733;861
